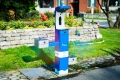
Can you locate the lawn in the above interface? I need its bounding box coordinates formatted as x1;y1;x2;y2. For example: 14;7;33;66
85;17;107;20
0;28;120;72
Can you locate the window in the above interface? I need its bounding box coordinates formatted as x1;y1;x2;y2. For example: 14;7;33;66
50;0;54;7
57;0;60;6
57;0;68;6
102;0;120;6
88;0;96;7
38;0;54;8
66;0;68;6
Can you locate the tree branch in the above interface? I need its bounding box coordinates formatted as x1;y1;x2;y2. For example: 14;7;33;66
105;0;110;13
97;0;107;16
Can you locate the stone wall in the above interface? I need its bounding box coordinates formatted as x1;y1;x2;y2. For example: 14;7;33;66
0;25;101;49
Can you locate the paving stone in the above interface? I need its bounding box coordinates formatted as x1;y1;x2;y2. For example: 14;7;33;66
9;75;18;79
0;77;8;80
19;75;27;79
0;72;5;77
12;73;19;76
19;79;29;80
10;77;20;80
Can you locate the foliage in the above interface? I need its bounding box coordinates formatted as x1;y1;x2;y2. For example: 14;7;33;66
0;19;54;30
91;19;94;25
0;15;85;30
0;0;36;21
94;8;100;13
65;16;82;27
29;21;40;28
44;18;54;28
86;9;100;13
44;12;54;19
0;21;6;30
27;10;39;18
86;10;91;13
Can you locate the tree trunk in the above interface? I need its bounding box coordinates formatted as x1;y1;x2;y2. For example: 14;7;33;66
114;8;120;28
97;0;113;28
114;15;120;28
106;13;114;28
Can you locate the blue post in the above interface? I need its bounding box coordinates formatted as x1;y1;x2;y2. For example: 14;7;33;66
34;5;70;75
54;6;70;75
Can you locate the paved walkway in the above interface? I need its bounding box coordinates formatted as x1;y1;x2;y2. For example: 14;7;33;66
0;71;28;80
61;65;120;80
0;65;120;80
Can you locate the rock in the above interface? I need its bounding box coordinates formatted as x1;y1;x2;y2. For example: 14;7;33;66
77;69;82;73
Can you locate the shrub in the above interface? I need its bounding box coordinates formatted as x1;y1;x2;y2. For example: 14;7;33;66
94;9;100;13
86;9;100;13
91;19;94;25
27;10;39;17
0;21;6;30
30;21;40;28
65;16;81;27
44;18;54;28
44;11;54;19
0;0;36;21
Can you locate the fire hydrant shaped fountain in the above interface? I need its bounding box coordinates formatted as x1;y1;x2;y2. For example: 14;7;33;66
34;6;70;75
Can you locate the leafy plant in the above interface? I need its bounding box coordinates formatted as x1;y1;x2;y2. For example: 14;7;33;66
65;16;82;27
30;21;40;28
86;9;100;13
91;19;94;25
44;19;54;28
0;0;36;21
27;10;39;17
44;11;54;19
0;21;6;30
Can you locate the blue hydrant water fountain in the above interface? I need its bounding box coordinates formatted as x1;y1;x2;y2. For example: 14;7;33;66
34;6;71;75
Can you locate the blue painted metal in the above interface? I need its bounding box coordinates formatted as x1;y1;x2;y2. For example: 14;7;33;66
54;6;70;74
49;42;59;46
55;6;70;12
55;57;68;70
34;5;70;75
55;29;69;52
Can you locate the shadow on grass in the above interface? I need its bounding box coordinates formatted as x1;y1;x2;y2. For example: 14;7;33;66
101;49;118;57
22;46;54;66
101;48;120;59
111;48;120;55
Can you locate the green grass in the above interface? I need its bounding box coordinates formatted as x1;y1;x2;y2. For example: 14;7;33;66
85;17;107;20
0;46;45;72
69;28;120;60
0;28;120;72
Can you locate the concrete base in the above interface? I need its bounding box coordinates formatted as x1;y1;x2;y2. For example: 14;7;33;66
55;68;68;75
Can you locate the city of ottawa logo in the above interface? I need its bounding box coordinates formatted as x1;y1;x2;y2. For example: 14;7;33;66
62;44;67;46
